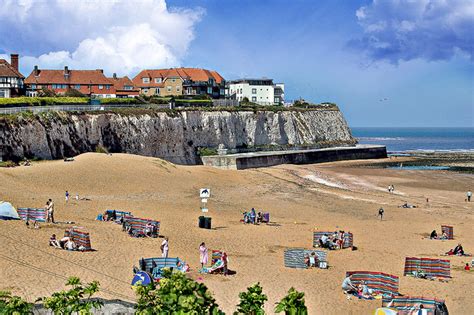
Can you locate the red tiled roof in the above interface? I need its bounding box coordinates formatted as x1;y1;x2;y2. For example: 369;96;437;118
132;67;224;87
0;59;24;78
108;76;138;91
25;69;112;85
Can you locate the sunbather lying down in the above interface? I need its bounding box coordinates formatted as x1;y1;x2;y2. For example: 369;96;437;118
399;202;417;208
445;243;471;256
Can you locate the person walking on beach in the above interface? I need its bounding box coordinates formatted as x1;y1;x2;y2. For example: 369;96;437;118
378;207;384;221
65;191;70;203
467;191;472;202
222;251;229;276
161;237;169;258
199;242;208;268
47;199;55;223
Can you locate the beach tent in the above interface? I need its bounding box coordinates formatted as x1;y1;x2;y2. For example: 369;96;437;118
382;296;448;315
0;201;19;220
313;231;353;249
404;257;451;279
346;271;400;297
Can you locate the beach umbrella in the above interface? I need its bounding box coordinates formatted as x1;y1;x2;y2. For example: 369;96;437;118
131;271;152;286
0;201;20;220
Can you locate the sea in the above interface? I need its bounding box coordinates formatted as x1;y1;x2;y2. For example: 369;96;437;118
352;127;474;153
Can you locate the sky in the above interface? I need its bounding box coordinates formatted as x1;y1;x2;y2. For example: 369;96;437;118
0;0;473;127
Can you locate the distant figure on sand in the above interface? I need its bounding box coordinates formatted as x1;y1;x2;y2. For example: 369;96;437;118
467;191;472;202
161;237;169;258
46;199;55;223
222;251;228;276
65;191;70;203
199;242;208;268
378;207;384;220
430;230;438;239
341;275;357;294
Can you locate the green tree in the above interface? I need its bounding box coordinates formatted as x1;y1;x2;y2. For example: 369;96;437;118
274;288;307;315
134;269;223;314
235;282;267;315
0;291;33;315
64;88;86;97
39;277;102;315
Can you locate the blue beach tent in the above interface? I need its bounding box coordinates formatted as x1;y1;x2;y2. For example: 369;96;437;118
0;201;20;220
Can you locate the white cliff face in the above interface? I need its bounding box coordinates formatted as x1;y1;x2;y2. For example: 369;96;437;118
0;109;356;164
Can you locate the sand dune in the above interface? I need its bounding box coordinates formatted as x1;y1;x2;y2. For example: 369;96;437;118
1;153;473;314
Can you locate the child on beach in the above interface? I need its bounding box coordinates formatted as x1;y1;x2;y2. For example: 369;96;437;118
378;207;384;220
199;242;208;268
65;191;70;203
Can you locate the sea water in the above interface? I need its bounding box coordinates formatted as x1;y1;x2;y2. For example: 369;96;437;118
352;127;474;153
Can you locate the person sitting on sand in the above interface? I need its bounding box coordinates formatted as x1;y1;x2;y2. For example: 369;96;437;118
256;212;263;224
440;232;448;240
49;234;61;248
453;243;465;256
430;230;438;239
65;238;76;251
144;222;154;237
319;234;329;248
109;210;117;222
341;275;357;294
304;254;310;267
465;263;471;271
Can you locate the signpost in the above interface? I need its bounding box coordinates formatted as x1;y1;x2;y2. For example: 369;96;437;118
200;188;210;213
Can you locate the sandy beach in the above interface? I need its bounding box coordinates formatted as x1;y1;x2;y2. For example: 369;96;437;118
0;153;473;314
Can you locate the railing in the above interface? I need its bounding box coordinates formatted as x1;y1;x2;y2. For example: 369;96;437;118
0;103;170;115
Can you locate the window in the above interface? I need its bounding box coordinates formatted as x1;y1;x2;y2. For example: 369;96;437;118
142;77;150;83
252;88;257;94
0;90;6;98
207;87;212;94
176;87;180;92
75;84;81;89
52;84;57;89
252;96;257;102
31;84;36;89
154;78;162;83
171;79;176;83
143;88;149;93
62;84;67;89
124;85;132;90
274;97;279;103
187;87;192;94
106;85;110;90
167;86;172;92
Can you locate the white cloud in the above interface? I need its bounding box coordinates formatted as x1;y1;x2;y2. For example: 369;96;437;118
0;0;203;76
350;0;474;63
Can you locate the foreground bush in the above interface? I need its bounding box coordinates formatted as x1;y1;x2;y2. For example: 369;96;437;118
0;97;88;106
134;269;223;314
0;291;32;314
99;98;140;104
274;288;307;315
235;282;267;315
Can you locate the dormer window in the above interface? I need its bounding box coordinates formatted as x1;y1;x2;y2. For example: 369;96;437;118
142;77;150;83
154;78;162;83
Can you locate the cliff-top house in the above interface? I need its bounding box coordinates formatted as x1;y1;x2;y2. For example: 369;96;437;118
226;78;284;105
132;67;225;99
108;73;139;98
0;54;25;98
25;66;116;98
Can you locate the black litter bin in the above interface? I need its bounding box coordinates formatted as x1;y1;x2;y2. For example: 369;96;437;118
198;216;205;228
204;217;212;229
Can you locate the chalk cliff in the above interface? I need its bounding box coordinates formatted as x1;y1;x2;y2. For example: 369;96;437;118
0;109;356;164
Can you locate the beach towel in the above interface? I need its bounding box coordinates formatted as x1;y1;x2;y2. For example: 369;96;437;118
404;257;451;279
313;231;353;249
64;227;92;251
382;296;448;315
17;207;47;222
346;271;399;297
200;259;225;274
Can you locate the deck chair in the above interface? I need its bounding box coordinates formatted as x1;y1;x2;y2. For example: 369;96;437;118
346;271;399;297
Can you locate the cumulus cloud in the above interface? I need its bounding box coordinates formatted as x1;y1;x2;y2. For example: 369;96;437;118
0;0;203;75
350;0;474;63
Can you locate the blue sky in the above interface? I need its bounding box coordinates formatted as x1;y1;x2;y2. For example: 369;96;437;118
0;0;472;127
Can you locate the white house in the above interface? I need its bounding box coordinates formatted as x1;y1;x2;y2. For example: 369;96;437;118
0;54;24;98
226;78;284;105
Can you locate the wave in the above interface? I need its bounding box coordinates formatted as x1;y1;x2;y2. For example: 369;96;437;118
357;137;405;141
388;149;474;154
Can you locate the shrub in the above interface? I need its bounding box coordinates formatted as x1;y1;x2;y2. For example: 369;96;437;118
197;147;218;156
134;269;223;314
0;161;18;168
0;97;88;107
38;87;57;97
235;282;267;315
64;88;86;97
95;145;109;154
274;288;307;315
99;98;139;105
0;291;33;314
39;277;102;315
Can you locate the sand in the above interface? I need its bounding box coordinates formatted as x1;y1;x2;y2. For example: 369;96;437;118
0;153;473;314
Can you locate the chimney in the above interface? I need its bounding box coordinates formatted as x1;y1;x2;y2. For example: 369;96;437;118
96;69;103;73
10;54;19;71
113;73;117;79
34;65;39;76
64;66;70;80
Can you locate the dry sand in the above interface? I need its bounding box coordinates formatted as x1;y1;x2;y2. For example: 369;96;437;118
0;153;473;314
